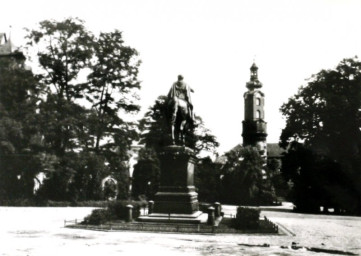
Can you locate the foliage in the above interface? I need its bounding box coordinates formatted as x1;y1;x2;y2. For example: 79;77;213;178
139;96;171;151
82;30;140;157
195;157;221;202
280;57;361;214
282;142;353;213
233;207;260;229
22;18;141;202
266;158;289;200
82;209;112;225
26;18;93;157
0;54;52;201
131;148;160;199
139;95;219;155
107;200;146;220
81;200;146;225
221;146;275;205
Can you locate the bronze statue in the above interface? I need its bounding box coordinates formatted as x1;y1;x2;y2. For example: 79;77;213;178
167;75;194;145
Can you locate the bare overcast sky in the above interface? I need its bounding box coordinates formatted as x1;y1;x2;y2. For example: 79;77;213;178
1;0;361;153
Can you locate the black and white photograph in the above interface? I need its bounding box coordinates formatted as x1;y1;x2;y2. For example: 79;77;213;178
1;0;361;255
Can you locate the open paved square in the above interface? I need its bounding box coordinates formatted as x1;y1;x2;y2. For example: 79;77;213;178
1;205;360;256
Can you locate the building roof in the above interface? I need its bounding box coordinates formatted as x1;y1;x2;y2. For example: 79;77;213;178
214;155;227;165
215;143;286;164
267;143;286;158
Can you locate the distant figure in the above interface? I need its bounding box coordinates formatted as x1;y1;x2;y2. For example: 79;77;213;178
167;75;194;145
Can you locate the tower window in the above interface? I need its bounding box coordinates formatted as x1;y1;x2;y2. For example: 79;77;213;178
256;98;261;106
256;110;261;119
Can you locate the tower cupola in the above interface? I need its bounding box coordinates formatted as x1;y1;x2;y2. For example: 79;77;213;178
246;62;262;90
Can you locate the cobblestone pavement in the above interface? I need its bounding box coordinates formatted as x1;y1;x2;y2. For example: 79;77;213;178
1;205;360;256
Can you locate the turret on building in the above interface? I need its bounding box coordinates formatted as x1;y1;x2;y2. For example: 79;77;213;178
0;33;12;54
242;63;268;158
0;32;26;67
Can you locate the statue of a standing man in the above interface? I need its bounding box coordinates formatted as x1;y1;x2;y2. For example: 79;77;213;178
167;75;194;145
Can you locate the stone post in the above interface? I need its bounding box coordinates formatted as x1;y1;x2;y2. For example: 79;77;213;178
214;202;221;217
126;204;133;222
207;206;215;226
148;200;154;214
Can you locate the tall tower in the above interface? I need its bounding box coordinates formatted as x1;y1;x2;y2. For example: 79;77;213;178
242;63;267;158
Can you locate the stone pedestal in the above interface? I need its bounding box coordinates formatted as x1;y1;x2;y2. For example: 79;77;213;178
139;145;204;224
153;146;199;214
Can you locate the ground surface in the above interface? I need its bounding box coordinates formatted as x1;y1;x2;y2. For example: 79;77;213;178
1;204;360;256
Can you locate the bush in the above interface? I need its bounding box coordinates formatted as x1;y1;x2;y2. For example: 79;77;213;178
107;201;131;219
82;209;112;225
109;200;148;219
233;207;260;229
80;200;147;225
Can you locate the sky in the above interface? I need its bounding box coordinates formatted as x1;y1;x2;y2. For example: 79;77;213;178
1;0;361;153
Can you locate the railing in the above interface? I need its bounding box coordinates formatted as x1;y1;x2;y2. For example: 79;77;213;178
263;216;278;232
64;208;278;234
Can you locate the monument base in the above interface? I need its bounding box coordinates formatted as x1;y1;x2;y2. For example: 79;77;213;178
138;211;206;224
138;145;202;223
153;145;199;214
153;190;199;214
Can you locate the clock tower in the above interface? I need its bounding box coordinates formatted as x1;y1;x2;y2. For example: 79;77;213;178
242;63;267;158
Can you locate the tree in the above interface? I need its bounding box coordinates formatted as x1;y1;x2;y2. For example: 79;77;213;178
195;157;221;202
0;54;49;201
26;18;141;201
139;95;219;155
267;158;289;200
280;57;361;214
131;148;160;199
26;18;93;156
84;30;140;159
220;146;275;205
26;18;95;201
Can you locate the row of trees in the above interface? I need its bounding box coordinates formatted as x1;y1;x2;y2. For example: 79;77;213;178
1;18;141;202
